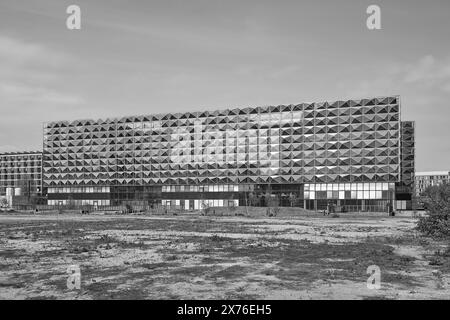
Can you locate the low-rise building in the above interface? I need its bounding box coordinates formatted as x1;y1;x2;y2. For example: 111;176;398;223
0;151;43;206
415;171;450;196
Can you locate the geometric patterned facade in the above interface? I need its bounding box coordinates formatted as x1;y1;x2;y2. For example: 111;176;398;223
399;121;416;202
42;95;414;209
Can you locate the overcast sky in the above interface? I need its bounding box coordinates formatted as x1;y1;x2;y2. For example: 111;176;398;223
0;0;449;171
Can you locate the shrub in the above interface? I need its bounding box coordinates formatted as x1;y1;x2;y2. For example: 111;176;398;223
210;234;225;242
417;215;450;238
125;203;133;214
416;183;450;238
0;198;9;208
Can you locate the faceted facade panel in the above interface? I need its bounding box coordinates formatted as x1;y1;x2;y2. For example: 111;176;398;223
400;121;415;190
42;95;410;207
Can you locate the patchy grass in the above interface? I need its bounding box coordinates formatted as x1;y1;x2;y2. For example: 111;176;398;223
0;214;448;299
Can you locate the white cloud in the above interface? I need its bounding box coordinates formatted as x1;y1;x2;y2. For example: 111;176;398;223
402;55;450;89
403;55;436;83
0;83;83;105
0;35;84;106
0;35;69;69
343;55;450;98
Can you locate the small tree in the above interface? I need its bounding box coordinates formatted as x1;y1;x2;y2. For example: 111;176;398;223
248;192;259;207
67;194;76;210
289;192;297;207
417;183;450;238
0;198;9;208
201;200;211;215
265;193;280;216
228;194;237;215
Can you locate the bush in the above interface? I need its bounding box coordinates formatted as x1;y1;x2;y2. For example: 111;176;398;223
0;198;9;208
125;204;133;214
210;234;225;242
416;183;450;238
417;215;450;238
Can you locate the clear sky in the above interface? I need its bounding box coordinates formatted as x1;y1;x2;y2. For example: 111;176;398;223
0;0;449;171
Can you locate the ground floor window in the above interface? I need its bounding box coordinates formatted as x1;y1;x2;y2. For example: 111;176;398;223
47;199;110;206
161;199;239;210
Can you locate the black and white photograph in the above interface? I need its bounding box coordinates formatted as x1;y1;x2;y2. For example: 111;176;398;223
0;0;449;304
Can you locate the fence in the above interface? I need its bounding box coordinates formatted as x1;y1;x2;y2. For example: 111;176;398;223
8;203;188;215
9;203;391;215
332;205;389;213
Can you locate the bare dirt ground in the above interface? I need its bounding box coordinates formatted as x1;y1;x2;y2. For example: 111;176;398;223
0;213;449;300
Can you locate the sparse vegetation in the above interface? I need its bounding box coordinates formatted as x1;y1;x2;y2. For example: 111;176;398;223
265;193;280;217
0;198;9;208
0;214;449;299
416;183;450;238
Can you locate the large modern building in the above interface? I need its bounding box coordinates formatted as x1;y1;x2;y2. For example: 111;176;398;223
415;171;450;196
0;151;43;205
42;95;415;211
